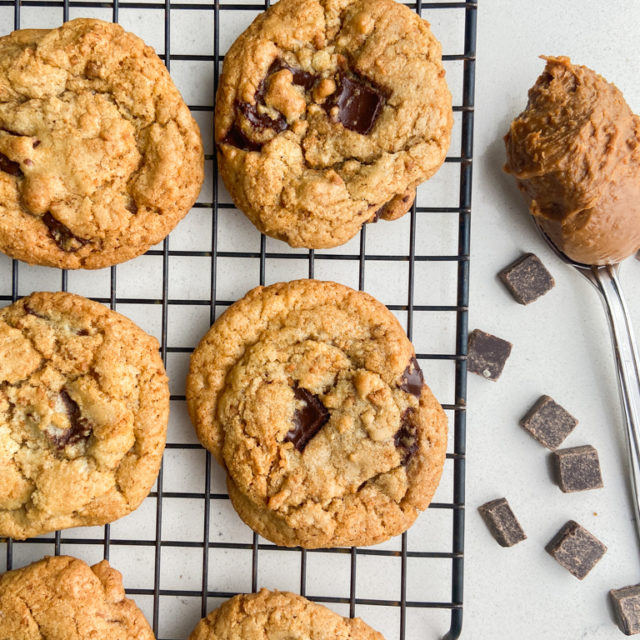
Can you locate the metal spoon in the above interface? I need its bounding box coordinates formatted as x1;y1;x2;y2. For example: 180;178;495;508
533;218;640;536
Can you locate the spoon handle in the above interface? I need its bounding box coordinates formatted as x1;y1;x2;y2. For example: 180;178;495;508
591;265;640;538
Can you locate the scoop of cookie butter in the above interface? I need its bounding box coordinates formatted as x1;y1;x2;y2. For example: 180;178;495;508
504;56;640;265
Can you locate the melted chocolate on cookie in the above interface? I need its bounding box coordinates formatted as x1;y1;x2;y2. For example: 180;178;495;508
49;389;93;449
224;59;319;152
398;356;424;397
0;153;22;177
325;73;387;135
42;213;90;252
285;386;330;452
394;408;418;466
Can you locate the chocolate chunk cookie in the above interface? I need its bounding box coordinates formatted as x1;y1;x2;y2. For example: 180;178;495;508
0;291;169;539
189;589;383;640
215;0;452;249
0;18;204;269
0;555;154;639
187;280;447;548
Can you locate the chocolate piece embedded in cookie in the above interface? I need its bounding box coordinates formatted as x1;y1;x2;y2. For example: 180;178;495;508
215;0;452;249
478;497;527;547
610;584;640;635
187;279;447;548
520;395;578;450
0;18;203;269
285;386;330;452
188;589;384;640
0;556;154;639
467;329;513;381
545;520;607;580
398;356;424;397
499;253;555;305
324;73;387;135
552;445;603;493
0;291;169;539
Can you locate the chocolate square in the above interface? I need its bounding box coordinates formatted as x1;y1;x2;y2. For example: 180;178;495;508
545;520;607;580
552;445;603;493
610;584;640;635
520;395;577;450
499;253;555;305
478;497;527;547
467;329;513;381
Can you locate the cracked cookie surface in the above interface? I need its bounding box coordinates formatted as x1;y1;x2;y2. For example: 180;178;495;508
215;0;452;249
0;555;154;639
187;280;447;548
0;18;204;269
0;291;169;539
189;589;383;639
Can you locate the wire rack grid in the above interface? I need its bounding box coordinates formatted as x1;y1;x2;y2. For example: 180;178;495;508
0;0;476;638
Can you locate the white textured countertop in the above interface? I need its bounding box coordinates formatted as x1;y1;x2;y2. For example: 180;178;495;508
468;1;640;637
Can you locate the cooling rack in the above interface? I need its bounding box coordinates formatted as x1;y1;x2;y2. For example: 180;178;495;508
0;1;476;637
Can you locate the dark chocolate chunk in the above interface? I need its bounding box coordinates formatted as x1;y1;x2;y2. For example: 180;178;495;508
0;153;22;177
394;408;418;465
478;497;527;547
50;389;93;448
222;124;264;152
467;329;512;381
610;584;640;635
42;213;90;252
552;444;603;493
285;386;330;452
222;60;316;152
125;197;138;215
268;60;317;91
32;140;41;148
398;356;424;397
223;100;287;152
545;520;607;580
520;395;577;450
237;100;287;134
325;74;387;135
499;253;555;305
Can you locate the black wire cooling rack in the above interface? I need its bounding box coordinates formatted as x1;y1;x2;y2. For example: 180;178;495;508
0;1;475;638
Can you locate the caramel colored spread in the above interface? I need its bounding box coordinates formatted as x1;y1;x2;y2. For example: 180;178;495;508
504;56;640;265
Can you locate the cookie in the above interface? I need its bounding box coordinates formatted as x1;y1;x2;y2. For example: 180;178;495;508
188;589;383;640
0;18;204;269
187;280;447;548
215;0;451;249
0;555;154;639
0;291;169;539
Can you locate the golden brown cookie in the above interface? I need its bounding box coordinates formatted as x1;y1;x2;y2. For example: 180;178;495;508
0;18;204;269
0;291;169;539
189;589;383;640
0;555;154;639
215;0;452;249
504;56;640;265
187;280;447;548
